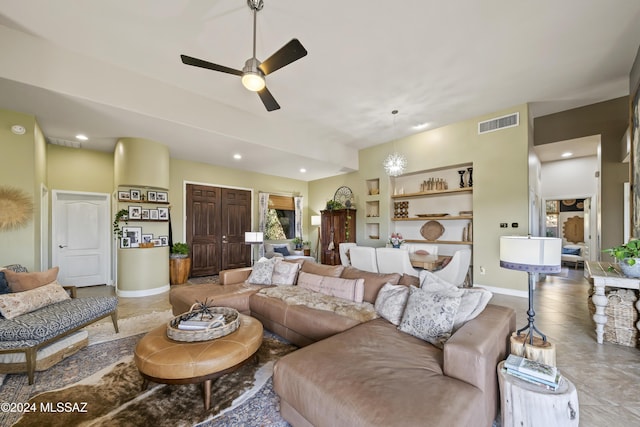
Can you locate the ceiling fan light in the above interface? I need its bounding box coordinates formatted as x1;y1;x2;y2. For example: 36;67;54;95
242;72;265;92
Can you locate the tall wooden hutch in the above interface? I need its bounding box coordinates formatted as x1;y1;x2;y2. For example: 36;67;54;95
320;208;356;265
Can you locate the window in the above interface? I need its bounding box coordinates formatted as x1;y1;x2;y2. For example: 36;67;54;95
265;195;295;240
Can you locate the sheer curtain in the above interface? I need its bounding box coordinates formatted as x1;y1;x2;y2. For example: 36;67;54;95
294;196;303;239
258;192;269;258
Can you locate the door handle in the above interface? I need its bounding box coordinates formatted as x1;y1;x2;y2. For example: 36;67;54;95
58;245;67;249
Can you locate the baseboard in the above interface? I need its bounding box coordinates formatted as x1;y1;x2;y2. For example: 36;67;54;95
116;284;170;298
478;284;527;299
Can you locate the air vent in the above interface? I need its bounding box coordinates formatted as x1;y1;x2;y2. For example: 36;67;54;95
478;112;519;134
47;137;82;148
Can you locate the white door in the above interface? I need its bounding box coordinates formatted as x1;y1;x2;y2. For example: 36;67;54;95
52;191;110;286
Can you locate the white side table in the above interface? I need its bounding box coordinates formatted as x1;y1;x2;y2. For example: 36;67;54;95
497;361;579;427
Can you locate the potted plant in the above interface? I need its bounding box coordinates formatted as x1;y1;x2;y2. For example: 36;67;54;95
292;237;303;250
604;240;640;277
170;242;191;285
302;240;311;256
113;208;129;239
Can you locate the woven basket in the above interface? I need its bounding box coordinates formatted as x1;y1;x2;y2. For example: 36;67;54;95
167;304;239;342
587;287;638;347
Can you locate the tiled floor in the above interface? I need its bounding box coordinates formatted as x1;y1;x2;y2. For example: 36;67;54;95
81;268;640;426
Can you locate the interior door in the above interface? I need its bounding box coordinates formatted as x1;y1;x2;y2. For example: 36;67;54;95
221;188;251;270
52;191;110;286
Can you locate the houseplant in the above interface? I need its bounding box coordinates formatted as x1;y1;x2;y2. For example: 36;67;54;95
170;242;191;285
388;233;404;248
292;237;303;250
604;240;640;277
113;208;129;239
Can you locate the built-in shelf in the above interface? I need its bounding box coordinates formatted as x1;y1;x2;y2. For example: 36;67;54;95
405;239;473;245
393;215;472;221
366;178;380;196
118;199;170;204
391;187;472;199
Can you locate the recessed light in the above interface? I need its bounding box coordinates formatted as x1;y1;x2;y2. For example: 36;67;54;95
299;168;307;173
233;154;242;160
11;125;26;135
413;122;429;130
75;134;88;141
561;152;573;158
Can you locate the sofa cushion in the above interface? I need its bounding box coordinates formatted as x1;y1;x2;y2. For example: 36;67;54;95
562;247;581;255
0;272;10;295
0;282;70;320
271;259;300;286
273;246;291;257
4;267;59;292
297;271;364;303
301;262;344;278
398;286;461;349
374;282;409;325
340;267;402;304
247;258;277;285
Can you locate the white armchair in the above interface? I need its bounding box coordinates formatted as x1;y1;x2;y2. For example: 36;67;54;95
339;243;358;267
401;243;438;257
376;248;419;276
349;246;379;273
433;248;471;287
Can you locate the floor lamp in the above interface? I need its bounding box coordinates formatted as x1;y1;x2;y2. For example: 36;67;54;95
500;236;561;362
311;215;321;262
244;232;264;265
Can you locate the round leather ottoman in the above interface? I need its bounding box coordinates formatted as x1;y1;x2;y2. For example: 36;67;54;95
134;314;263;410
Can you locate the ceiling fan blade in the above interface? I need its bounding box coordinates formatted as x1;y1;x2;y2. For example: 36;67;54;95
258;39;307;76
180;54;243;76
257;87;280;111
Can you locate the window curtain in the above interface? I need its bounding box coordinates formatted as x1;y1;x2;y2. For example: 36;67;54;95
294;196;303;239
258;192;269;258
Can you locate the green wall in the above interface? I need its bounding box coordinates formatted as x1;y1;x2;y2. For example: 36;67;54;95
310;104;531;292
47;144;114;193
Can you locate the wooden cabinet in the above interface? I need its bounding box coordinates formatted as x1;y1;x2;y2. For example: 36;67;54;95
321;209;356;265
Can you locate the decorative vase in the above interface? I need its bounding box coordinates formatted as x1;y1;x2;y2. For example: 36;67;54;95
392;244;401;248
620;259;640;278
169;256;191;285
467;167;473;187
458;170;466;188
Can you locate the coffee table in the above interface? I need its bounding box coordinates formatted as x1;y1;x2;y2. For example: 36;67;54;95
134;313;263;410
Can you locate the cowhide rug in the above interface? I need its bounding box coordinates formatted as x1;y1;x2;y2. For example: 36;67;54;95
12;336;296;427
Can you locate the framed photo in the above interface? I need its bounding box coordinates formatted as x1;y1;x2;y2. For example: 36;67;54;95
128;205;142;220
147;191;157;202
141;209;150;220
122;226;142;248
142;234;153;243
150;209;159;220
156;191;168;203
130;189;141;201
158;207;169;220
120;237;131;248
151;238;162;247
159;235;169;246
118;191;130;201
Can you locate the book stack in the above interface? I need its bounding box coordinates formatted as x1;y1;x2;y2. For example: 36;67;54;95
177;314;225;331
503;354;562;391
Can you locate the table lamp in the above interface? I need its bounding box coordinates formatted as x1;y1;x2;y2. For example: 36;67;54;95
311;215;321;262
500;235;561;345
245;232;264;264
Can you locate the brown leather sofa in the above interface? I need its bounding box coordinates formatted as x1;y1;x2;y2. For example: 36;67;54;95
169;261;516;426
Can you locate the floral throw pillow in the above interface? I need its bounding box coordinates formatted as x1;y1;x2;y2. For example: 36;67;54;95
374;282;409;325
247;258;277;285
271;259;300;286
398;286;461;349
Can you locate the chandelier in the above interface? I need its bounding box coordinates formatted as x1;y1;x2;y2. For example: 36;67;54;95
383;152;407;176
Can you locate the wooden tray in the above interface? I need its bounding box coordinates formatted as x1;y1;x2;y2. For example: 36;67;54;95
416;213;449;218
420;220;445;241
167;305;239;342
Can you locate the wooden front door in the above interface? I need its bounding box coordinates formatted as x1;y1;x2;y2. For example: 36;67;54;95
186;184;251;277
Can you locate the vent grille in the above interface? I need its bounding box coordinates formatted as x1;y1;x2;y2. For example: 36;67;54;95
47;137;82;148
478;112;519;134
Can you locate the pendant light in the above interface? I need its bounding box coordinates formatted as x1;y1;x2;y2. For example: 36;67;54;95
383;110;407;176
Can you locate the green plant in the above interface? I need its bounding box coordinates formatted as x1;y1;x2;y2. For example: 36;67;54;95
113;209;129;239
604;240;640;265
171;242;190;256
325;200;344;210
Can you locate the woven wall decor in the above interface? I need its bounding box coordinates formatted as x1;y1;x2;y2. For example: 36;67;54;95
0;186;34;230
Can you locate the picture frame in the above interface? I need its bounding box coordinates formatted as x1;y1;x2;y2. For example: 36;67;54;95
147;191;157;202
130;189;141;201
159;235;169;246
128;205;142;220
158;207;169;220
122;226;142;248
156;191;168;203
151;238;162;247
150;209;159;220
141;209;150;220
120;237;131;249
118;191;131;201
142;234;153;243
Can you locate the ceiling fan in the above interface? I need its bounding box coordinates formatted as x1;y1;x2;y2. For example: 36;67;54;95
180;0;307;111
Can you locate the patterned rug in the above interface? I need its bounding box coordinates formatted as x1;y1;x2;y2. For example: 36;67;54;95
187;275;220;285
0;330;295;426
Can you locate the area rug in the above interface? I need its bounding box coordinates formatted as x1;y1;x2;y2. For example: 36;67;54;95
1;331;296;427
187;275;220;285
85;309;174;345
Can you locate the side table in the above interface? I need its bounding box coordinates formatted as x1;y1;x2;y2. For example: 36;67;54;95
497;361;579;427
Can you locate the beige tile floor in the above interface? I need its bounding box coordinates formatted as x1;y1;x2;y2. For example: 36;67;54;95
80;268;640;426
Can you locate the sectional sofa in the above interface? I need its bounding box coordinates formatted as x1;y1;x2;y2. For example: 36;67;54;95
170;259;515;426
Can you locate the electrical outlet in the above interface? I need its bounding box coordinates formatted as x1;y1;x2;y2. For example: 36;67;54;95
479;266;486;275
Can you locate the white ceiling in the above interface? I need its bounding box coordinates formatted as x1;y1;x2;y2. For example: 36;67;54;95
1;0;639;180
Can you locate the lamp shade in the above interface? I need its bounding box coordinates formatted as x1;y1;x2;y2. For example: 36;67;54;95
244;232;264;244
499;236;561;274
311;215;321;226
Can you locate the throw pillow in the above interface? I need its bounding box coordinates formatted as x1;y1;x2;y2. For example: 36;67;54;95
301;262;344;278
340;267;401;304
0;281;71;319
419;270;463;296
5;267;59;292
453;287;492;331
297;271;364;303
374;282;409;325
398;286;461;349
271;259;300;286
247;258;277;285
0;272;10;295
273;246;291;257
562;247;581;255
2;264;28;273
